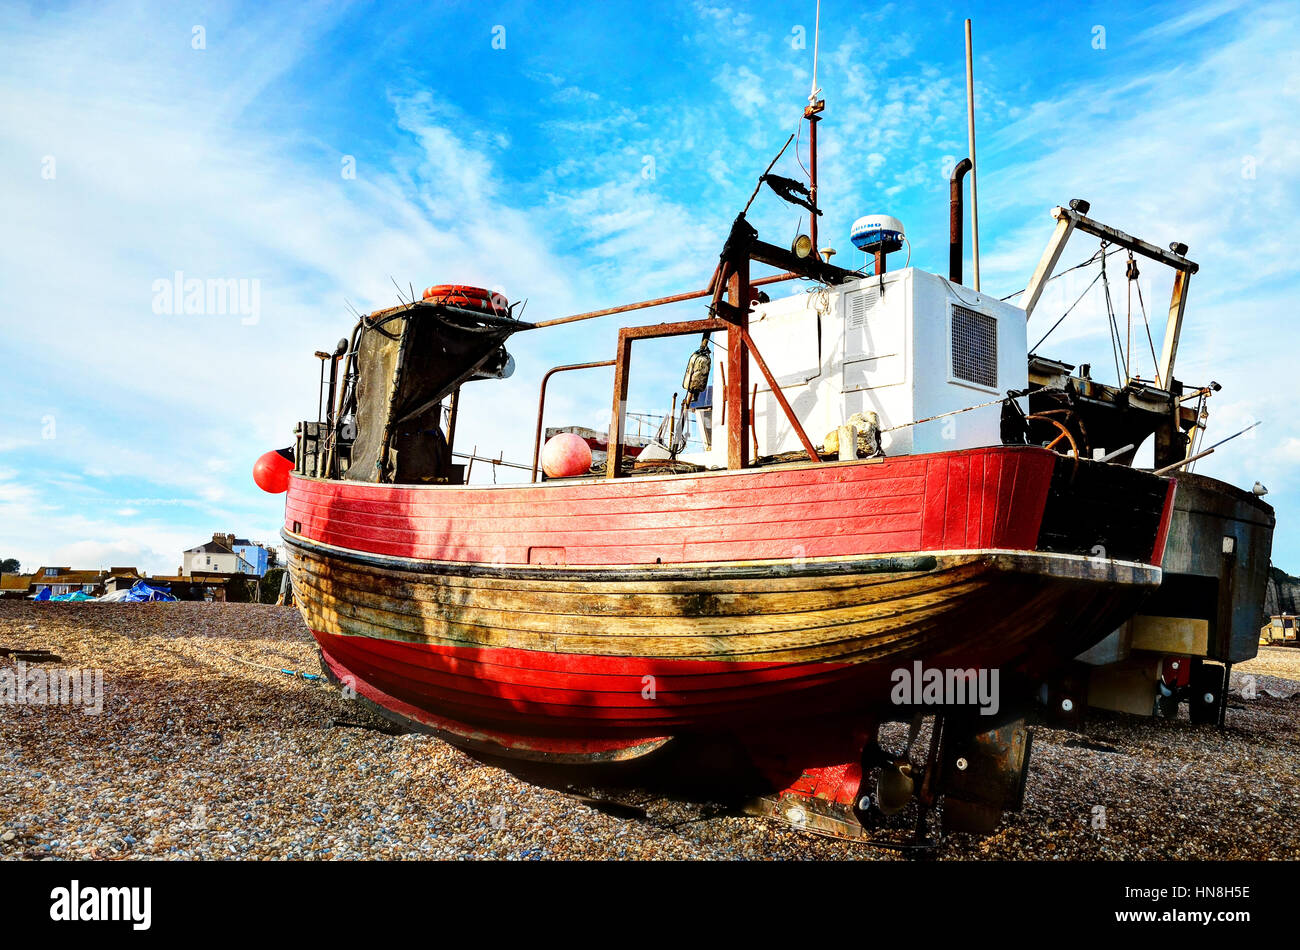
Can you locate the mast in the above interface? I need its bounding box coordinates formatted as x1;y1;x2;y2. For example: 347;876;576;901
806;0;824;256
965;18;981;291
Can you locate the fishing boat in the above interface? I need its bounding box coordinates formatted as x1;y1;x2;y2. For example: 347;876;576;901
261;20;1270;844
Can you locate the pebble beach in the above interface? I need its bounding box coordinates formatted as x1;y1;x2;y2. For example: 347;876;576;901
2;601;1297;861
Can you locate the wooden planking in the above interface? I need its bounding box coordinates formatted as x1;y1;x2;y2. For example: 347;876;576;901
294;568;1152;732
290;550;990;654
288;539;1159;736
293;564;984;662
292;549;964;618
288;544;1143;666
285;446;1057;566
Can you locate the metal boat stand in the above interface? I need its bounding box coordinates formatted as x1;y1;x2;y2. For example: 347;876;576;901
745;710;1035;856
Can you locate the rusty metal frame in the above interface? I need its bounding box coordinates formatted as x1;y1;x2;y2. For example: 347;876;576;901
726;257;752;471
738;325;820;461
531;272;799;330
549;204;859;480
606;318;727;478
532;360;616;482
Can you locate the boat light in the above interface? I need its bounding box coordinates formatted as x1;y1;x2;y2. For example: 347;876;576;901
791;234;814;259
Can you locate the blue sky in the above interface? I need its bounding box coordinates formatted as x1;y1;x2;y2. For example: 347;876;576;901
1;0;1297;575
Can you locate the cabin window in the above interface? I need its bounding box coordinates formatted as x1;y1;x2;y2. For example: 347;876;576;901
44;568;58;577
950;304;997;389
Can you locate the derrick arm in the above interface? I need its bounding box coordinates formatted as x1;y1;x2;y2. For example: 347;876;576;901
1022;203;1198;383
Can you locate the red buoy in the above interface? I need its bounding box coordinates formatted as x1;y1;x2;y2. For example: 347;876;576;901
253;449;294;494
541;433;592;478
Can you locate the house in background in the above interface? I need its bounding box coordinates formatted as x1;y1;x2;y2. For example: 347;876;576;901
9;563;244;603
182;534;252;576
22;566;140;598
231;538;272;576
181;533;272;577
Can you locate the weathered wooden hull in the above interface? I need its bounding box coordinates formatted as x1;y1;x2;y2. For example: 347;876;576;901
282;446;1175;762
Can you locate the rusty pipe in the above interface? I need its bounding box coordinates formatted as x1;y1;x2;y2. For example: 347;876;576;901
325;337;346;431
531;271;799;330
531;360;616;482
949;157;972;284
314;351;330;424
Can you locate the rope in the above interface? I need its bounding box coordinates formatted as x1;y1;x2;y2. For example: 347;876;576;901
207;649;324;681
1028;268;1103;354
1100;247;1126;384
793;113;811;182
1002;245;1120;301
880;392;1018;433
1126;252;1135;379
742;133;797;215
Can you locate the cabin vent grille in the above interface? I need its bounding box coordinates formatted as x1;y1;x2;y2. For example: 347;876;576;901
950;304;997;388
847;289;879;329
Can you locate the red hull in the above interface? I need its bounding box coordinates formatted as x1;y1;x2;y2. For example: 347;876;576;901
286;446;1059;565
284;446;1174;761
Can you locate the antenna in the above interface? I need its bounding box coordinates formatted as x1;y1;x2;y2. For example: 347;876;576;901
965;18;981;291
804;0;825;258
809;0;822;103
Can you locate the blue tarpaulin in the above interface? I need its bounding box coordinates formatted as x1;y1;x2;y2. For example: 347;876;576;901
51;590;96;602
124;580;177;602
97;580;177;602
32;587;51;601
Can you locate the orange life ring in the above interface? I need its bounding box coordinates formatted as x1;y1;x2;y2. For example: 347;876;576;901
421;284;507;313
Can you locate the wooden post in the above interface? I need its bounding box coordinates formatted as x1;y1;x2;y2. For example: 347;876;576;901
727;258;751;469
1158;269;1191;387
1023;209;1077;320
606;333;633;478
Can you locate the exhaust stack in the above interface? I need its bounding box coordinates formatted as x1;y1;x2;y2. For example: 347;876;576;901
965;18;981;292
949;157;973;284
